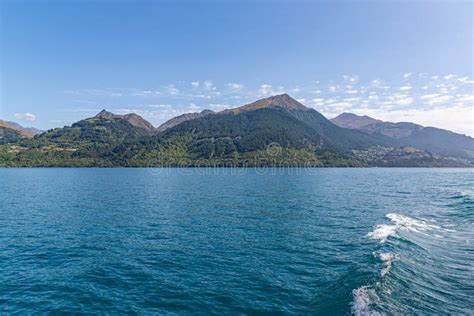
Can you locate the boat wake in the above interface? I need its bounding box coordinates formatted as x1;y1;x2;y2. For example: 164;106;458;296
352;213;442;316
366;213;440;243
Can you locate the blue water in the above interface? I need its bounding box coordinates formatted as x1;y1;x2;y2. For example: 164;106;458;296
0;168;473;314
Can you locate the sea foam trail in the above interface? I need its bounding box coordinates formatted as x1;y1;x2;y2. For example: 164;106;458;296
351;252;398;316
377;252;399;277
366;224;397;243
366;213;439;243
351;286;384;316
353;213;436;315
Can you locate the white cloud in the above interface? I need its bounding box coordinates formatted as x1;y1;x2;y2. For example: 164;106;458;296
132;90;161;97
194;94;213;99
187;103;202;112
259;84;273;96
147;104;172;108
323;98;338;104
457;77;474;84
14;112;36;122
209;103;231;111
343;75;358;83
290;87;301;93
166;85;180;95
258;84;284;96
371;79;381;86
421;95;452;105
394;97;414;106
455;94;474;103
203;80;216;91
420;94;440;100
329;101;353;109
58;74;473;135
343;97;360;103
226;83;243;91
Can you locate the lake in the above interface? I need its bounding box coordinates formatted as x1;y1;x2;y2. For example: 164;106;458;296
0;168;473;314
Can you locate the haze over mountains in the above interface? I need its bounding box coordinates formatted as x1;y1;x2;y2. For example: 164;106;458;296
1;94;473;167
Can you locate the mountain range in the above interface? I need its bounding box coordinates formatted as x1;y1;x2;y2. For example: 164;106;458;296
0;119;42;144
331;113;474;161
1;94;473;167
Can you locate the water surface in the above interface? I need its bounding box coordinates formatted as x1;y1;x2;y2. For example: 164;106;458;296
1;168;473;314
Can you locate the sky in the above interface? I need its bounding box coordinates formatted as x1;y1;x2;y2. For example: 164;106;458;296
1;0;473;135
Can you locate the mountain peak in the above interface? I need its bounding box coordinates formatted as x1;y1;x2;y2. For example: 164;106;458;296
331;112;381;129
95;109;119;120
232;93;307;113
336;112;378;120
268;93;291;101
268;93;307;110
93;110;155;132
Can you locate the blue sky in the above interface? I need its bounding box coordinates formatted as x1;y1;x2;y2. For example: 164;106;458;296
1;0;473;135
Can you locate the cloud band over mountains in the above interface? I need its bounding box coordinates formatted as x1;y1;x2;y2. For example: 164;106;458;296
51;73;474;136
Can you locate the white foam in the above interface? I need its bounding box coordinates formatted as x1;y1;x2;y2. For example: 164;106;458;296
377;252;399;277
378;252;396;262
352;286;384;316
367;213;440;243
367;224;397;243
386;213;440;232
